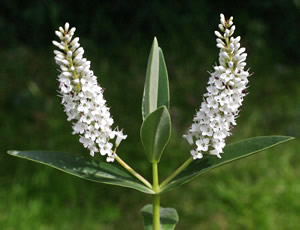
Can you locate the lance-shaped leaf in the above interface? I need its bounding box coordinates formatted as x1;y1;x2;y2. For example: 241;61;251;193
142;37;170;120
158;48;169;109
140;106;171;163
141;204;179;230
7;150;154;194
160;136;294;193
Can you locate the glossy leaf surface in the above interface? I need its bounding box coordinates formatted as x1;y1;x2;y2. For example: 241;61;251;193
140;106;171;163
160;136;294;193
142;37;169;120
7;150;154;194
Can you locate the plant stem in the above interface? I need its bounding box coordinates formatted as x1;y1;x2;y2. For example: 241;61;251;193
152;162;160;230
160;156;193;189
115;156;152;189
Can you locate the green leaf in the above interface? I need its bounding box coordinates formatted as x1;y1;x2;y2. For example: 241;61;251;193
7;150;154;194
160;136;294;193
140;106;171;163
142;37;170;120
158;48;170;110
141;204;179;230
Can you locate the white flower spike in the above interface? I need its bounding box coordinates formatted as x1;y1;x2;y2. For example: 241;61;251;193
53;22;127;162
184;14;250;159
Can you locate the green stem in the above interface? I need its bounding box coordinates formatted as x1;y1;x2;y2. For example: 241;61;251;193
115;156;152;190
160;156;193;189
152;163;160;230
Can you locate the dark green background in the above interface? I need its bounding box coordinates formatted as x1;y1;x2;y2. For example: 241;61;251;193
1;1;299;229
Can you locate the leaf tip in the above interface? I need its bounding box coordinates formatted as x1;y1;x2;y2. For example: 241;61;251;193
7;150;18;156
153;36;158;46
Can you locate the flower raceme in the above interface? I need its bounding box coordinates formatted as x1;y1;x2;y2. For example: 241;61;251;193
52;15;248;162
52;23;127;162
184;14;250;159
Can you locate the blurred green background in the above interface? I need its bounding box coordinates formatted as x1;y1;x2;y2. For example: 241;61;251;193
0;0;299;229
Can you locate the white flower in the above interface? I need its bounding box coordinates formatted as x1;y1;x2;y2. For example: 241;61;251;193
184;14;250;159
53;23;127;162
191;149;203;160
115;129;127;146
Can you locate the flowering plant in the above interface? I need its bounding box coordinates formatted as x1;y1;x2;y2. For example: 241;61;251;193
8;14;294;229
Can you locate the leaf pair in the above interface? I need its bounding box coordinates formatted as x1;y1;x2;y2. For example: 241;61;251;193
7;136;294;195
7;137;293;230
140;38;171;163
6;36;295;230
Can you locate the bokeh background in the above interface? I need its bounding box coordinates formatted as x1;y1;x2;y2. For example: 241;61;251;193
1;0;299;229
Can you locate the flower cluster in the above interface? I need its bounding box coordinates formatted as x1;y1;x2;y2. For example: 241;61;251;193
184;14;250;159
53;23;127;162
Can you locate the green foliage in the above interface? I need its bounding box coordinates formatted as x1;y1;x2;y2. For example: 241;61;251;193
142;37;170;120
1;3;299;228
140;106;171;163
141;204;179;230
1;47;299;227
7;150;154;194
161;136;294;193
158;49;170;109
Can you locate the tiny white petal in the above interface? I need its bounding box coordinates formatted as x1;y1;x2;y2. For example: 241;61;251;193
62;71;72;77
217;43;225;49
53;22;126;162
214;31;224;39
52;40;61;47
61;60;69;66
55;31;63;39
70;37;79;46
69;27;76;35
184;14;249;160
65;22;70;32
218;24;224;31
183;134;194;145
59;26;64;33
